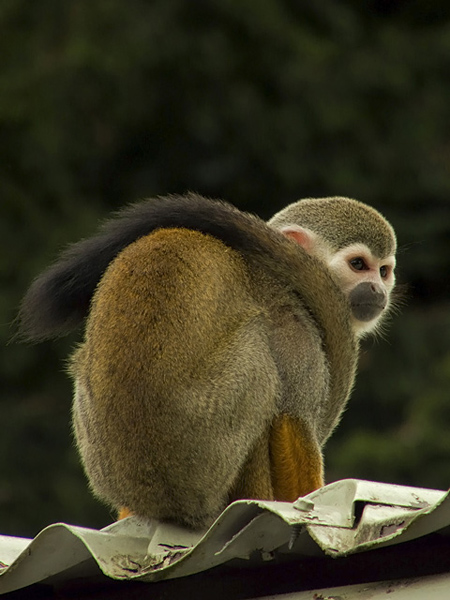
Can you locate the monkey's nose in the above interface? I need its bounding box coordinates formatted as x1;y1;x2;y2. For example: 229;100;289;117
370;282;387;305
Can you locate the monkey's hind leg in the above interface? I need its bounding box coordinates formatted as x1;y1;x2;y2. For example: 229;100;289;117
269;415;324;502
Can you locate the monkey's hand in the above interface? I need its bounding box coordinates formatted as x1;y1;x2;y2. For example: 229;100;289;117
269;415;324;502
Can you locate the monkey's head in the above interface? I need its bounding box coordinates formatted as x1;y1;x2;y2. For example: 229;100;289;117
268;197;397;337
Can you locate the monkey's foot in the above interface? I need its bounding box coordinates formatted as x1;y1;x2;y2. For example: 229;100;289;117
118;507;134;520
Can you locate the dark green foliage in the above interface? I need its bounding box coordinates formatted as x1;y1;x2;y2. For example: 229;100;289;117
1;0;449;536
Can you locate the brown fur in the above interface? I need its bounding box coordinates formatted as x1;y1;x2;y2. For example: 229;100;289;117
70;225;355;528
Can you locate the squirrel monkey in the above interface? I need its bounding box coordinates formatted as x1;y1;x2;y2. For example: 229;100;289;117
19;194;397;528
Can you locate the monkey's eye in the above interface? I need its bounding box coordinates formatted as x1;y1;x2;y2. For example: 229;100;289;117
349;257;367;271
380;265;388;278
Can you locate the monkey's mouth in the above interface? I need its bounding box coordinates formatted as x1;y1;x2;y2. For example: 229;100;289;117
351;302;385;322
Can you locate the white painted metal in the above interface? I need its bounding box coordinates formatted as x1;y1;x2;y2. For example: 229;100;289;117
0;479;448;595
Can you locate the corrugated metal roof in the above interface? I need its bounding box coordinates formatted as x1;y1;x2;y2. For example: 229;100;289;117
0;479;449;596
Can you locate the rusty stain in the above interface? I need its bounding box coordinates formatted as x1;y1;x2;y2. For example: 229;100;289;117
105;555;144;574
380;521;405;537
143;550;186;572
411;494;430;509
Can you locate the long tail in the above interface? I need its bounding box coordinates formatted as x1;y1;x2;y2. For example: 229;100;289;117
18;194;268;340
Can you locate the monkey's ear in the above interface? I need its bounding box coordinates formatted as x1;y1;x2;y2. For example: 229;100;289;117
279;226;316;253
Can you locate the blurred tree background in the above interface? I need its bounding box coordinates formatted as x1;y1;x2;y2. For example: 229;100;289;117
1;0;449;538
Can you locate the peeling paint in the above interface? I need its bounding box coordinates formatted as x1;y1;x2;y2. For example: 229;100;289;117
0;479;448;595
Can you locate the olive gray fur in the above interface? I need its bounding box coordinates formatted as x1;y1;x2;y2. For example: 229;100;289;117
268;196;396;257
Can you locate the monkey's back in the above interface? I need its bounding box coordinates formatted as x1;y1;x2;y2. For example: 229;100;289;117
71;228;280;527
18;195;372;529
